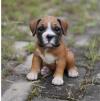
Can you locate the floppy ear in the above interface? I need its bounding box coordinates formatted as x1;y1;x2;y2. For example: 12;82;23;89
57;19;68;35
30;19;41;36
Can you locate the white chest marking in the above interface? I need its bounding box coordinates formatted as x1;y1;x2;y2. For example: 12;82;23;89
40;53;56;64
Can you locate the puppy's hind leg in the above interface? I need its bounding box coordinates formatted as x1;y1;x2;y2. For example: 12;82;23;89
41;66;51;76
66;50;79;77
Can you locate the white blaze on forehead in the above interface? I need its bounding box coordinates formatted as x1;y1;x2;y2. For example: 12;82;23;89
46;22;55;35
42;22;56;44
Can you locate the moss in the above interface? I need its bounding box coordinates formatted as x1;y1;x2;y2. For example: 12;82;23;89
79;78;94;94
27;84;41;101
25;42;36;54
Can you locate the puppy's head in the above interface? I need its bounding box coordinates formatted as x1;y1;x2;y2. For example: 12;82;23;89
30;16;68;48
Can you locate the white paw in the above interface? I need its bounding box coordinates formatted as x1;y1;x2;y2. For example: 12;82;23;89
41;66;50;76
26;72;38;80
52;76;64;85
68;67;79;77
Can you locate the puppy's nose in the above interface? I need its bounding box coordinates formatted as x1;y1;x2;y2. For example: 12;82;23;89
46;35;55;41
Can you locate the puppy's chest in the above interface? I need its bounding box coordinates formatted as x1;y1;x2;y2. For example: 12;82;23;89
40;52;57;64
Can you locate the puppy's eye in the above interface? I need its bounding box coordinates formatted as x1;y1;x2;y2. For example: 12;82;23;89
37;26;45;33
53;26;61;33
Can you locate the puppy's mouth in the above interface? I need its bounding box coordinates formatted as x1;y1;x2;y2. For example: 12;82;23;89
39;43;60;48
46;43;60;48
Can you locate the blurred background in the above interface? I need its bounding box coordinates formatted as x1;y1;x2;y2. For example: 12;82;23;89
1;0;100;96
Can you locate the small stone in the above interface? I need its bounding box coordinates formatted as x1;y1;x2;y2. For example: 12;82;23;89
2;82;32;101
13;41;29;58
75;35;89;46
96;73;100;78
15;54;32;74
94;73;100;84
81;85;100;101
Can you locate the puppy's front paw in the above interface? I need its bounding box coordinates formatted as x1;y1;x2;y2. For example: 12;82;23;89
26;72;38;80
52;76;64;85
68;67;79;77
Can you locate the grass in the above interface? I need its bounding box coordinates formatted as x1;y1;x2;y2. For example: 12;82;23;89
2;38;14;60
2;67;14;78
84;38;100;69
69;18;97;34
27;87;40;101
65;35;75;47
27;83;42;101
2;36;25;77
60;3;84;15
55;0;98;34
2;22;32;76
2;22;32;41
70;20;86;34
2;22;31;62
79;77;95;96
2;0;48;23
51;0;61;5
25;42;36;54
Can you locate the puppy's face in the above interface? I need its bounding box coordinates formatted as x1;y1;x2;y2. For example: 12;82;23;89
30;16;68;48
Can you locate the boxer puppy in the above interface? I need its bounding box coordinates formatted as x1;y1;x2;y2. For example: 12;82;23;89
27;16;79;85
